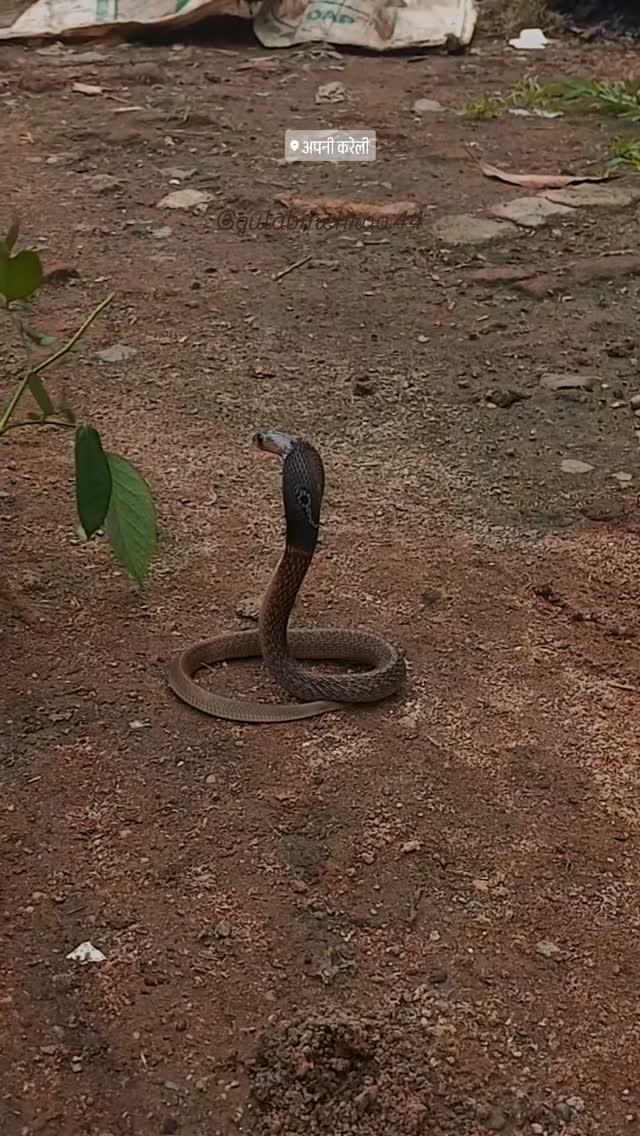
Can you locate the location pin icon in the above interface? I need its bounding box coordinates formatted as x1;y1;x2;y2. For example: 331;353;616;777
289;138;300;151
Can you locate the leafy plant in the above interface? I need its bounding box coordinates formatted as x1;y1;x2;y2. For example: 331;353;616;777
462;77;640;125
607;136;640;173
0;220;157;588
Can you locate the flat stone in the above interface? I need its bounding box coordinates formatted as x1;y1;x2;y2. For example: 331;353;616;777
540;372;596;390
432;213;519;245
561;459;594;474
536;939;564;959
545;183;640;208
491;196;575;228
413;98;445;114
96;343;137;364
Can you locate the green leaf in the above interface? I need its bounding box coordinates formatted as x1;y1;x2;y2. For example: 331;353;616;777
104;453;156;588
0;250;42;303
27;374;54;418
74;426;113;540
23;327;54;348
0;218;20;257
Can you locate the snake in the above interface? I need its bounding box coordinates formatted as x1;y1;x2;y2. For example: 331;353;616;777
166;430;407;723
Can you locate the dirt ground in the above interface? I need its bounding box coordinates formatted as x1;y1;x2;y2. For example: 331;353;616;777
2;10;640;1136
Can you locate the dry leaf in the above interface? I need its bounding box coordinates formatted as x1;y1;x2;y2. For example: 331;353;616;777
275;193;419;220
480;163;612;190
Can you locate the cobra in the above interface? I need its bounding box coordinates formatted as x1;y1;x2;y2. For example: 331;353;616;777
167;430;406;722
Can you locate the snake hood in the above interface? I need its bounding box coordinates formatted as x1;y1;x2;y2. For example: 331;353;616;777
255;430;325;555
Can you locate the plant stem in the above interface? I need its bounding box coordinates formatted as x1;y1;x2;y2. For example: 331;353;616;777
0;292;113;437
1;417;76;435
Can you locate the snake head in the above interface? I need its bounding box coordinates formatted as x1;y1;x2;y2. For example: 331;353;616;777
253;430;298;457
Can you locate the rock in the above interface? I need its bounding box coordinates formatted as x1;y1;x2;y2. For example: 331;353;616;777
214;920;232;939
630;393;640;409
87;173;121;194
486;387;529;408
536;939;563;959
467;264;536;284
560;459;594;474
42;263;80;286
565;1095;585;1113
400;839;422;854
612;471;632;483
157;188;213;210
581;495;625;522
354;1085;378;1114
545;183;640;209
516;253;640;299
413;98;445;114
354;379;374;396
486;1106;507;1131
96;343;137;364
491;196;575;228
432;214;520;245
236;594;262;621
72;81;103;96
315;81;346;104
540;372;596;391
556;1101;575;1122
429;967;448;984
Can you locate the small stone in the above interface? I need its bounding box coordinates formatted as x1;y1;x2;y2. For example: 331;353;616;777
556;1102;575;1122
560;459;594;474
214;920;232;939
236;594;261;621
429;930;441;942
413;98;445;114
540;372;595;391
73;81;103;96
97;344;137;364
491;196;575;228
486;1107;507;1132
353;379;374;396
157;188;213;210
612;471;632;483
565;1096;585;1113
421;588;442;607
629;393;640;409
429;967;448;984
315;81;346;103
87;173;121;194
42;263;80;286
486;387;528;408
432;214;520;245
354;1085;378;1114
536;939;563;959
581;495;625;522
400;839;421;854
531;1125;544;1135
361;851;375;864
545;183;640;209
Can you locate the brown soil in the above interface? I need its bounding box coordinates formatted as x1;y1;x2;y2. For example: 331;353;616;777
2;17;640;1136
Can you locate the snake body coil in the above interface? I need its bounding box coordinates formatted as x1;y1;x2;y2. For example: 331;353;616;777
167;431;406;722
